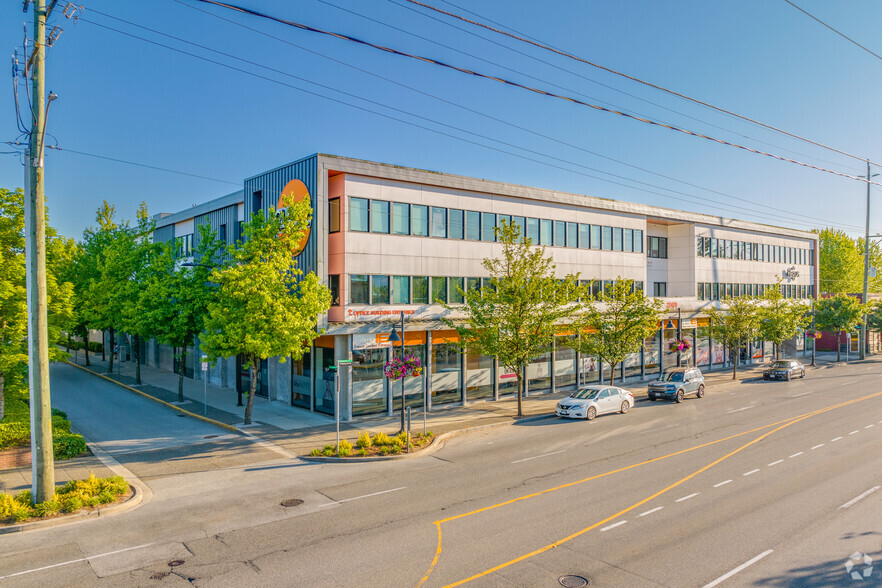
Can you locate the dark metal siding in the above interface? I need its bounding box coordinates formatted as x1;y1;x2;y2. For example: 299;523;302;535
193;204;239;262
244;155;319;275
153;224;174;244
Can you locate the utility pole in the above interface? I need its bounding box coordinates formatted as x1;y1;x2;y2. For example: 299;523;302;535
861;160;877;360
25;0;55;503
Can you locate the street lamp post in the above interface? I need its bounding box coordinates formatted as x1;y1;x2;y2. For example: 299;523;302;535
859;162;879;360
388;311;406;433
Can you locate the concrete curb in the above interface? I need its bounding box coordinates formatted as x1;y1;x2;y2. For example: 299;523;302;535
66;361;240;434
0;482;143;535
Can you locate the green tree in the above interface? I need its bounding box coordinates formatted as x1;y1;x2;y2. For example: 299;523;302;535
814;294;865;362
705;296;762;379
200;195;331;425
816;228;863;294
759;280;811;360
566;279;662;385
443;220;582;417
140;224;223;401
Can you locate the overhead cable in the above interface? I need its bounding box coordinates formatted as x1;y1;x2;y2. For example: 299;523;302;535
784;0;882;62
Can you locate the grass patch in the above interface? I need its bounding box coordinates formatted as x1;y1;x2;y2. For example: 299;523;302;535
0;473;130;525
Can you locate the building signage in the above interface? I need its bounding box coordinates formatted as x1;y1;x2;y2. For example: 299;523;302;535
346;308;418;319
277;179;311;255
666;302;678;309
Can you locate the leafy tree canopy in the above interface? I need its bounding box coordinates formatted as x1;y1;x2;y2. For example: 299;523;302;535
758;280;811;359
705;296;762;379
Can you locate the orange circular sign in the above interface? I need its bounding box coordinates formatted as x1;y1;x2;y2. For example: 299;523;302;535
277;179;311;255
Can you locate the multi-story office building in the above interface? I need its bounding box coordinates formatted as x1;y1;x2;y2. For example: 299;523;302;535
150;154;818;418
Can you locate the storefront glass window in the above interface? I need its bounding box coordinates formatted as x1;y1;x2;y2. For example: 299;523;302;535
291;349;311;409
527;347;552;393
580;353;600;384
466;350;494;401
432;341;462;405
696;326;710;367
624;348;642;380
554;338;576;389
644;334;660;377
352;348;387;416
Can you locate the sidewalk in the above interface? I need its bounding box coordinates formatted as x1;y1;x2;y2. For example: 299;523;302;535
61;349;852;458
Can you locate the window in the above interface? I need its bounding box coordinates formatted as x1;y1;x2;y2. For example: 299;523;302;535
371;275;389;304
647;236;668;258
392;202;410;235
579;224;591;248
497;214;511;232
511;216;526;236
175;234;193;258
540;219;552;245
712;283;719;300
329;199;340;233
431;276;448;303
697;237;704;257
634;229;644;253
591;225;602;250
236;220;244;243
602;226;613;250
218;224;227;243
350;275;369;304
466;211;481;240
613;227;623;251
350;197;369;232
482;213;496;242
724;240;732;259
412;205;429;237
412;276;429;304
431;207;447;238
710;238;718;257
252;190;263;214
449;277;464;304
567;222;578;248
328;275;340;305
653;282;667;297
733;240;740;260
526;218;540;243
466;277;481;294
553;221;565;247
624;228;634;252
372;200;390;234
634;281;644;292
449;209;464;239
391;276;410;304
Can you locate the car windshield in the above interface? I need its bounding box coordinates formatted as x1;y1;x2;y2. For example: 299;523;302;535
662;372;684;382
771;361;790;368
571;388;601;400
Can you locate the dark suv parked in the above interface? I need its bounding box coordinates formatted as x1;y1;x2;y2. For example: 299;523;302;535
648;367;705;403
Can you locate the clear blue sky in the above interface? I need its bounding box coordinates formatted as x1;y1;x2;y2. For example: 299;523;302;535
4;0;882;241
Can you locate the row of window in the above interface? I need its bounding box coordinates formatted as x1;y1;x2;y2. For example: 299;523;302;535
342;274;646;306
173;221;243;258
345;197;646;253
697;237;814;265
697;282;814;301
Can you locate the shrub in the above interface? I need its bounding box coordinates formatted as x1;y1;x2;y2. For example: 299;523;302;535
321;444;335;457
310;448;321;457
358;448;368;457
395;431;408;445
14;490;33;506
32;497;61;518
51;415;71;434
51;408;68;420
0;422;30;451
337;439;353;457
60;495;83;513
53;434;87;460
356;431;372;449
373;432;392;446
379;446;391;455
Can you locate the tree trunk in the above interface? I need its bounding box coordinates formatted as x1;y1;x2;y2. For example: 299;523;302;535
836;330;842;362
178;346;186;403
133;334;141;385
774;343;778;361
731;345;738;380
245;355;258;425
609;362;617;386
81;326;90;366
515;369;523;418
102;330;106;360
107;328;115;374
66;334;71;352
0;372;5;421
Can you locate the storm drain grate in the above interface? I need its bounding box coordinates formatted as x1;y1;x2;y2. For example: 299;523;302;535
150;572;169;580
280;499;304;508
559;575;589;588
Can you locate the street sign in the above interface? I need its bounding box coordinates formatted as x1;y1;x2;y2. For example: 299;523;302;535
201;355;208;372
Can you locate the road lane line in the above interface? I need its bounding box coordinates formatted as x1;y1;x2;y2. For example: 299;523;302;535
839;486;880;509
743;469;760;476
866;424;875;429
600;520;627;532
638;507;663;517
702;549;774;588
319;486;406;507
811;444;824;450
849;430;859;435
675;493;699;502
832;436;843;442
713;480;732;488
791;391;814;398
726;406;753;414
510;450;566;464
0;543;155;581
768;460;784;466
789;452;804;458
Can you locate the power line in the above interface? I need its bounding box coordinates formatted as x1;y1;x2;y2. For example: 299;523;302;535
82;11;873;231
402;0;881;169
784;0;882;62
185;0;882;188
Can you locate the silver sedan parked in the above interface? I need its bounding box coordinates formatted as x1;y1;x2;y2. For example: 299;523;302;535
556;385;635;420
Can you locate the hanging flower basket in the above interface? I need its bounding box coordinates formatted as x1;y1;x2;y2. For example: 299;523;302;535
669;339;691;353
384;354;423;381
805;330;822;340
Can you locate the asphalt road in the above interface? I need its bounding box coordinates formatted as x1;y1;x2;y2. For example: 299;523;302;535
1;360;881;587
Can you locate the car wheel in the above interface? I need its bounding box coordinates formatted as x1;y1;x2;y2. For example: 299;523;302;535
801;369;805;378
620;401;630;414
696;384;705;398
586;406;597;421
648;396;657;402
675;390;684;403
763;375;769;380
786;372;792;381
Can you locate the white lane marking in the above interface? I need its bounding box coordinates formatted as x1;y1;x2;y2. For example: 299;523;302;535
866;424;875;429
676;493;699;502
0;543;155;581
791;391;815;398
743;469;760;476
318;486;406;508
832;436;843;442
849;430;859;435
811;444;824;450
600;520;628;532
702;549;774;588
713;480;732;488
789;452;804;458
840;486;881;509
510;449;566;464
726;406;753;414
639;506;664;517
768;460;784;466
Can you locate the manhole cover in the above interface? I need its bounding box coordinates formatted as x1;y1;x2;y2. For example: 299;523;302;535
559;575;589;588
280;499;304;508
168;560;185;567
203;434;218;439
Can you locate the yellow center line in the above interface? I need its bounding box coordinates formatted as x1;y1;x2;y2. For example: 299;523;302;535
417;390;882;587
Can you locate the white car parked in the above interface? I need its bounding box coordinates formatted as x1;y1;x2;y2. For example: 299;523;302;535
556;385;635;420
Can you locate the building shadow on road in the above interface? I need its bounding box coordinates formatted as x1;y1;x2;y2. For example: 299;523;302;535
752;545;881;587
